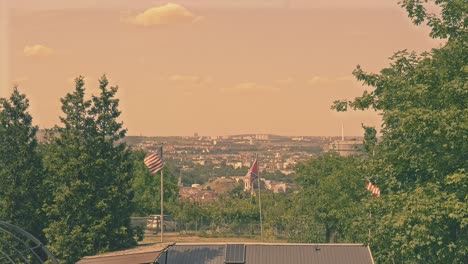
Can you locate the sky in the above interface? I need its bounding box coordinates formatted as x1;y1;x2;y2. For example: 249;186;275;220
1;0;441;136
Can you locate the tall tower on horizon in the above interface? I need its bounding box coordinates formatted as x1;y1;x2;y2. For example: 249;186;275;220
341;123;345;141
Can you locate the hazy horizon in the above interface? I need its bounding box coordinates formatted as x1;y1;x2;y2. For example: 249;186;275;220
1;0;441;137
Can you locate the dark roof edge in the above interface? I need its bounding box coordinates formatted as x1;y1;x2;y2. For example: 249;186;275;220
174;242;368;246
154;243;177;263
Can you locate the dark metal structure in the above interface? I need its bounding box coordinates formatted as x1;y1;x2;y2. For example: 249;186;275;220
0;221;59;264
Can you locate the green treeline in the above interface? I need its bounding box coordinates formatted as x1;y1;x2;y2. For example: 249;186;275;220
0;1;466;263
0;76;147;263
332;1;467;262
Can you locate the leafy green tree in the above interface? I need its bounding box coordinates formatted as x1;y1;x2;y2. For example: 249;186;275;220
362;125;377;155
332;1;467;262
204;195;259;234
290;153;367;243
167;199;205;230
365;171;467;263
131;149;179;216
0;88;45;239
261;192;293;238
43;76;136;263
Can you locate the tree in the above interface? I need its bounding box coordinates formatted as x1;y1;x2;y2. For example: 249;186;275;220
131;149;179;216
361;125;377;155
290;153;367;243
332;1;467;262
0;88;45;239
43;76;136;263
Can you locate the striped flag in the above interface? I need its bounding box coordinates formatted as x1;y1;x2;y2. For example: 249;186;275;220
366;181;380;197
246;159;259;194
144;150;164;174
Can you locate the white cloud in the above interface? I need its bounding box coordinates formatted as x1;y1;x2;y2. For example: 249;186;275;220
223;82;280;94
128;3;201;27
307;75;355;86
169;74;201;83
23;44;54;57
169;74;212;84
275;77;294;84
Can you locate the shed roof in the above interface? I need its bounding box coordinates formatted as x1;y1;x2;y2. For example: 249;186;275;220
77;243;170;264
157;243;374;264
78;251;161;264
245;244;373;264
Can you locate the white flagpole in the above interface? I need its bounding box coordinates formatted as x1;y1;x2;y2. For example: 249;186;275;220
256;154;264;241
160;146;164;243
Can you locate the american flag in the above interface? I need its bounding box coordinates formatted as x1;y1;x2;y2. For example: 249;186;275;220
366;181;380;197
144;150;164;174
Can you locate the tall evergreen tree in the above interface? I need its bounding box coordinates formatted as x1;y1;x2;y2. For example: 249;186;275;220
0;88;44;239
43;76;136;263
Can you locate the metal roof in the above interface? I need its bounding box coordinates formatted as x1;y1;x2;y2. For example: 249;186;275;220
77;251;161;264
158;244;225;264
245;244;373;264
157;243;374;264
225;244;245;263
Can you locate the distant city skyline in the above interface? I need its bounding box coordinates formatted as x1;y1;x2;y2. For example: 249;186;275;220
2;0;441;136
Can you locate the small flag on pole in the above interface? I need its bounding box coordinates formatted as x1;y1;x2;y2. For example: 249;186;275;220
144;150;163;174
246;159;259;194
366;181;380;197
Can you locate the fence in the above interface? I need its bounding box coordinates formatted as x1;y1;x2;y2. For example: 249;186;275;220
131;216;289;240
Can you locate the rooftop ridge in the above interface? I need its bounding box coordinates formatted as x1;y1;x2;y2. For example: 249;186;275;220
174;242;367;246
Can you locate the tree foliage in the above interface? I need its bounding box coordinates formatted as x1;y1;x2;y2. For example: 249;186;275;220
131;149;179;216
290;153;367;243
43;76;136;263
332;1;467;262
0;88;45;239
362;125;377;155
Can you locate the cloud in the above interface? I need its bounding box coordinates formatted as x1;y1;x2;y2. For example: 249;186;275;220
23;45;54;57
168;74;212;84
275;77;294;84
128;3;201;27
307;75;355;86
222;82;280;94
169;74;201;83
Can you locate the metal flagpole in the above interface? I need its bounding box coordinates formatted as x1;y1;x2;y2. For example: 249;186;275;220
256;154;264;241
160;145;164;243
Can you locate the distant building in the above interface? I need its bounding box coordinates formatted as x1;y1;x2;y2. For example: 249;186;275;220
227;162;243;169
179;187;217;203
194;160;206;165
255;134;269;140
327;140;363;156
325;124;363;156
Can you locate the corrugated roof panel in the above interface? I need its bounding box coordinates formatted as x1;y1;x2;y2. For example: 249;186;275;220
78;251;161;264
225;244;245;263
245;244;373;264
163;245;225;264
